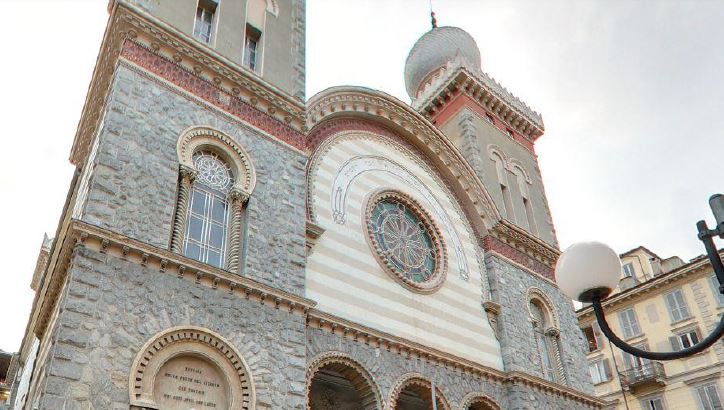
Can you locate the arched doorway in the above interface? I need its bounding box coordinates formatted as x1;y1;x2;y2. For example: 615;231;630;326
388;375;450;410
307;353;381;410
460;393;501;410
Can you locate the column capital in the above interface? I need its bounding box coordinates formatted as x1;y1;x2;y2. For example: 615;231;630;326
229;188;250;204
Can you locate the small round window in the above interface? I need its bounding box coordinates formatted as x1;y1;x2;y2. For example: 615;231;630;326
365;191;446;293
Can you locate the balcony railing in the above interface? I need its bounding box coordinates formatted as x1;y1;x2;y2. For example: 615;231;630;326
619;362;666;390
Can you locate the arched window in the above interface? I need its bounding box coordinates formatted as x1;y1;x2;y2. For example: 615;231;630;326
490;152;514;221
526;290;566;385
512;165;537;235
171;127;257;273
183;151;234;268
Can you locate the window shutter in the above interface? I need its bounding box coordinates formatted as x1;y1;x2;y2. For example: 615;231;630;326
669;336;680;351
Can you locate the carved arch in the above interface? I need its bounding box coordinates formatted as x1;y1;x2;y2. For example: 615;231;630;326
306;87;502;239
306;352;383;410
508;160;532;185
129;326;255;410
487;145;509;164
177;126;257;196
459;392;502;410
387;373;451;410
525;287;561;330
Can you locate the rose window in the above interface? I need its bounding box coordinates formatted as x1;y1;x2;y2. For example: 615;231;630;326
365;191;446;293
194;151;234;194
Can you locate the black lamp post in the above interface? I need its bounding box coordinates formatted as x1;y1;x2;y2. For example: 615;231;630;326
556;194;724;360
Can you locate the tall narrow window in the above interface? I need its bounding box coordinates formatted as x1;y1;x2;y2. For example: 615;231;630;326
669;329;700;351
709;275;724;306
588;359;610;384
622;348;650;373
618;308;641;339
183;151;233;268
491;153;514;221
530;300;557;382
664;288;691;323
583;325;599;352
514;166;536;234
243;24;262;72
622;262;635;278
696;383;723;410
193;0;218;44
642;397;666;410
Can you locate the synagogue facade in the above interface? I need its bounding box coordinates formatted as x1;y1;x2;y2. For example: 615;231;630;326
11;0;607;408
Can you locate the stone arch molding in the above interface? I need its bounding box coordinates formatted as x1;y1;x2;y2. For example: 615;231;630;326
306;352;383;410
318;131;471;281
459;392;502;410
487;145;531;185
387;373;451;410
129;326;255;410
526;287;561;332
177;126;257;197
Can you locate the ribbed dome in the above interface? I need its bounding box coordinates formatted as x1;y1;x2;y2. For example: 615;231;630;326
404;26;482;99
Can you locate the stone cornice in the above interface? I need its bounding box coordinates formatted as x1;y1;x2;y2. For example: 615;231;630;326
34;220;316;337
491;220;560;267
577;252;719;319
415;66;545;141
70;0;305;165
308;309;607;408
306;86;503;234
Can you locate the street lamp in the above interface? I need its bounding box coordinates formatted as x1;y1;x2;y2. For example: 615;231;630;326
556;194;724;360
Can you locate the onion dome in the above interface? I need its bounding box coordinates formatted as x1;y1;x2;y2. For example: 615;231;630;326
404;26;482;99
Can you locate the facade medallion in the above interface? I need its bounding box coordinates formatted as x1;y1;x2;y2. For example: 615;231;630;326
364;190;446;293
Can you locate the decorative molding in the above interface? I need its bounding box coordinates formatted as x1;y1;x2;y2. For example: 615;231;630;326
70;1;305;165
415;66;544;141
305;220;325;256
482;235;556;281
32;220;315;337
577;252;722;319
362;189;448;294
177;126;257;195
459;392;502;410
129;326;255;409
306;87;502;237
387;373;451;410
482;301;501;341
306;352;382;410
122;41;305;150
526;287;561;331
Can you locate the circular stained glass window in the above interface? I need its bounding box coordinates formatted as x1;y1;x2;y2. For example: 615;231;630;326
365;191;446;293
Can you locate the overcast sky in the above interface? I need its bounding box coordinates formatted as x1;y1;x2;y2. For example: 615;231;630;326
1;0;722;352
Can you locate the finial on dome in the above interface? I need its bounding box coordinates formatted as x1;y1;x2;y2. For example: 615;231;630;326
431;11;437;28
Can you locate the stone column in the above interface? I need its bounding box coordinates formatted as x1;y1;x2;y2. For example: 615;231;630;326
226;188;249;273
170;164;196;253
546;327;568;385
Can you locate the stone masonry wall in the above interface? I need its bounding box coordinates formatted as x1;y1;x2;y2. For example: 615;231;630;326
307;327;598;410
81;64;307;296
485;255;594;395
34;246;307;410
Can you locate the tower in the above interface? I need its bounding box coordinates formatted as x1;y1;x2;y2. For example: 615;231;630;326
404;25;595;401
12;2;604;409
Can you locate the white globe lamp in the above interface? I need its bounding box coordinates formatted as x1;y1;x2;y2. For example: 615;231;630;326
555;241;621;303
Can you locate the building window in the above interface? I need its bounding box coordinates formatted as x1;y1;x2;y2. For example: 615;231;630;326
664;288;691;323
243;24;262;72
622;262;635;278
583;325;599;352
506;128;514;138
709;275;724;306
642;397;666;410
670;329;700;351
183;151;233;268
485;113;495;124
696;383;723;410
193;0;218;44
618;308;642;339
622;347;651;374
589;359;610;384
529;299;563;383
